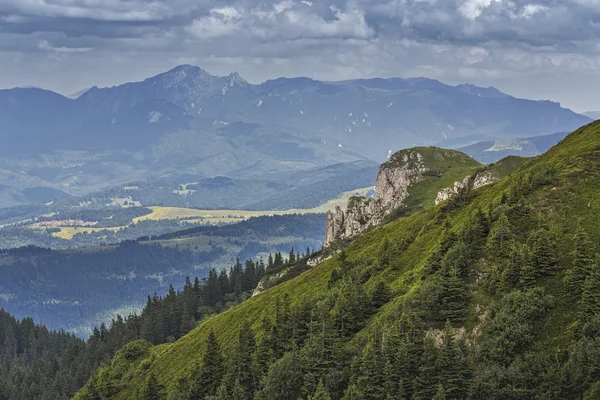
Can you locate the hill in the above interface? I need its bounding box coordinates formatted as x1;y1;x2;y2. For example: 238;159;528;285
74;121;600;400
0;66;589;208
458;131;570;163
0;213;325;335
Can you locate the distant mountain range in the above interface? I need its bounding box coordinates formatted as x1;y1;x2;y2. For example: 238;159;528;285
458;131;570;163
0;65;591;208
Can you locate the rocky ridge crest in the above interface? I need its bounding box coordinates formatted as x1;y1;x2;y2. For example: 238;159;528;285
325;148;498;247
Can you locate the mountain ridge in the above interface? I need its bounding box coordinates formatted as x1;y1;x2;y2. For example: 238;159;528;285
73;121;600;400
0;66;591;209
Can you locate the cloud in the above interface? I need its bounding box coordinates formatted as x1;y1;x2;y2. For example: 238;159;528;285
185;3;375;42
0;0;600;111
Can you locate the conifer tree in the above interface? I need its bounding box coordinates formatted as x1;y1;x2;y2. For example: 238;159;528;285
355;339;386;399
189;329;224;399
437;322;468;400
487;213;512;257
341;383;362;400
255;316;274;376
372;281;391;309
301;304;338;395
432;384;446;400
230;320;257;398
413;336;439;399
518;245;537;287
500;245;521;291
145;373;165;400
441;271;467;324
566;225;595;293
581;255;600;321
309;379;332;400
530;229;558;275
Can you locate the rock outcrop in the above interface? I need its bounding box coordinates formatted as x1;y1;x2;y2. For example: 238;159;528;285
435;172;497;205
324;147;500;247
324;150;432;247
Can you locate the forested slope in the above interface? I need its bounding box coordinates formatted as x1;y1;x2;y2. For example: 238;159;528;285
76;121;600;400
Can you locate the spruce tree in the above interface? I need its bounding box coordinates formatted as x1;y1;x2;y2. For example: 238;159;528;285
487;213;512;257
145;373;165;400
356;339;386;399
432;384;446;400
518;245;537;287
413;336;438;400
255;316;274;376
189;329;224;399
230;320;257;398
441;271;467;324
372;281;391;309
581;256;600;321
567;225;595;294
530;229;558;275
437;322;468;400
309;379;332;400
342;383;363;400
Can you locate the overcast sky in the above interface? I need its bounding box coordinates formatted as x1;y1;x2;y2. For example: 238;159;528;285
1;0;599;112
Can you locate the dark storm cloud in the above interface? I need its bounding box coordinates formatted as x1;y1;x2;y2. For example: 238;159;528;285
1;0;600;111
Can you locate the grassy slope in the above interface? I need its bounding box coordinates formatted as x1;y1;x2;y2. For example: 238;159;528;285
74;123;600;399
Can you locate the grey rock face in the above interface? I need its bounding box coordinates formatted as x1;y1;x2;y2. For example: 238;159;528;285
434;172;497;205
324;151;428;246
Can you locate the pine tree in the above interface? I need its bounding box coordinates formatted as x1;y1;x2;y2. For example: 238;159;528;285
372;281;391;309
342;383;363;400
566;225;595;293
230;320;257;398
432;384;446;400
267;253;275;273
145;373;165;400
356;338;386;399
441;271;467;324
581;255;600;321
301;304;338;395
289;247;296;263
437;322;468;400
309;379;332;400
179;304;194;336
189;329;224;399
487;213;512;257
254;351;303;400
530;229;558;275
255;316;274;376
500;245;521;291
413;336;438;400
518;245;537;287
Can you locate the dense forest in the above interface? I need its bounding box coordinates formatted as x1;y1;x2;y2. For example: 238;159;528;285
0;250;308;400
73;122;600;400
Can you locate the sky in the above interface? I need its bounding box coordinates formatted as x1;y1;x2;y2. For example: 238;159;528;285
1;0;600;112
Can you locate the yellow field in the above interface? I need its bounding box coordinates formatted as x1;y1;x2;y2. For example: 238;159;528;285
44;186;374;240
50;227;122;240
131;207;279;224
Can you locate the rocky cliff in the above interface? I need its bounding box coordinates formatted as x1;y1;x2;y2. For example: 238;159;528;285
324;147;498;247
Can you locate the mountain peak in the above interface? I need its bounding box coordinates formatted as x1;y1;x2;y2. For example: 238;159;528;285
152;65;215;86
226;72;248;87
456;83;508;98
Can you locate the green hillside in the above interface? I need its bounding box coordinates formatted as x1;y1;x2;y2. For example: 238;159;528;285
75;122;600;400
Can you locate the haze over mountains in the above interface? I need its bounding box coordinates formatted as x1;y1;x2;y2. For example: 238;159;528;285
0;65;590;208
